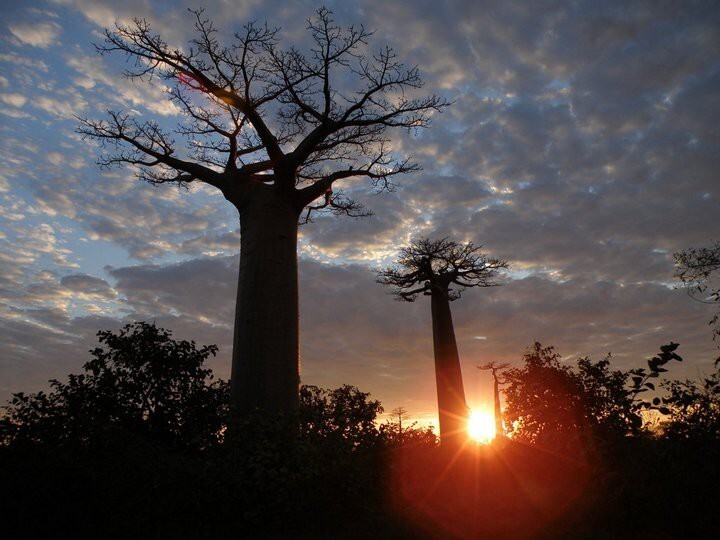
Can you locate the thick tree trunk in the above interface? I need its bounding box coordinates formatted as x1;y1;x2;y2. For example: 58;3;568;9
430;289;469;446
230;185;300;416
493;376;503;437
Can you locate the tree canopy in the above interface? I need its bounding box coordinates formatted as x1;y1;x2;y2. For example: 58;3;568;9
675;241;720;362
78;7;448;219
1;322;227;450
502;342;684;454
377;237;508;301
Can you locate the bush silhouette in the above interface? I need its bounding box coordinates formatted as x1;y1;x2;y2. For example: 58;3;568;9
2;325;718;538
2;322;228;450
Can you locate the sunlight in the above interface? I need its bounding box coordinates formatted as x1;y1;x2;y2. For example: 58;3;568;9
468;409;495;444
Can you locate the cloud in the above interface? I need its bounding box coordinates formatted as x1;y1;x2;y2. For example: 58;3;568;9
0;93;27;107
2;252;716;416
65;54;181;116
60;274;115;298
8;21;61;48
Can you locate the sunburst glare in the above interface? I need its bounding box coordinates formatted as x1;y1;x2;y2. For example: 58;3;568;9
468;409;495;444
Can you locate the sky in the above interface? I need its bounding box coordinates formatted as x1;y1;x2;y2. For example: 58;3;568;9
1;0;719;426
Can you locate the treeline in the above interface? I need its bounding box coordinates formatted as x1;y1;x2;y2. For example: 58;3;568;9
1;322;719;538
0;323;431;538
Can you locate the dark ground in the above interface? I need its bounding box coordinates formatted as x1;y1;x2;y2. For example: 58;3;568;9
2;433;717;539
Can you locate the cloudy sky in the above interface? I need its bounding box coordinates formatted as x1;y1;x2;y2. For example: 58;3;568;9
1;0;719;425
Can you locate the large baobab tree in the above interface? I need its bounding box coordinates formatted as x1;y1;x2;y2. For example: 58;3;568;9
377;238;508;445
477;361;509;438
79;8;447;416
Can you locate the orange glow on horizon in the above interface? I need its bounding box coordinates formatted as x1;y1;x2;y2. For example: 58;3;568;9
468;409;495;444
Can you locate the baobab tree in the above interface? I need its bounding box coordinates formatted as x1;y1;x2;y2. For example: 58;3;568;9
377;238;508;445
78;8;447;416
477;361;509;438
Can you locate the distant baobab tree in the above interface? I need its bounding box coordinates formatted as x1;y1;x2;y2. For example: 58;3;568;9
477;361;510;438
377;238;508;445
78;8;447;418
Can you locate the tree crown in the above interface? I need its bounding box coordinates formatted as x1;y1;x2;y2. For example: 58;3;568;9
674;241;720;363
377;237;509;301
78;7;448;220
1;322;227;449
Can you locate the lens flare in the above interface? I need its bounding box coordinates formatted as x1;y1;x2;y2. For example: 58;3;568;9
468;409;495;443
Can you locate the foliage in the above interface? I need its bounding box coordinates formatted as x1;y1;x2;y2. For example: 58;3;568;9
379;407;438;447
660;367;720;440
3;323;719;538
1;322;228;450
675;240;720;361
0;325;414;536
377;237;508;301
503;343;587;451
626;341;684;416
502;342;683;453
300;384;384;448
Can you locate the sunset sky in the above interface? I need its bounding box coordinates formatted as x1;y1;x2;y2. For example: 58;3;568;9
1;0;719;425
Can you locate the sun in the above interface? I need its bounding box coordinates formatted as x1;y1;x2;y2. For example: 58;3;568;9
468;409;496;444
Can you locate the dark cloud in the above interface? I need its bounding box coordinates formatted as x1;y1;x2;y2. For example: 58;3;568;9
108;256;238;326
3;253;716;418
60;274;114;298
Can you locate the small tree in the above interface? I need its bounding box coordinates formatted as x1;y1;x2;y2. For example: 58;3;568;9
502;342;683;454
502;343;583;451
299;384;383;449
477;362;509;437
660;367;720;441
1;322;228;449
380;407;437;447
377;237;508;445
78;8;448;418
674;241;720;363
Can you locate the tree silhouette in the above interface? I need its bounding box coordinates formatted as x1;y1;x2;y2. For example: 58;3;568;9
660;366;720;441
78;8;447;417
380;406;437;447
377;237;508;445
503;342;683;454
674;241;720;363
477;361;509;437
1;322;227;449
299;384;383;448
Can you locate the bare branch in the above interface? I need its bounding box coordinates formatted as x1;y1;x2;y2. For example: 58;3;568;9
300;187;372;224
97;14;284;162
77;111;226;190
377;238;509;302
85;8;449;217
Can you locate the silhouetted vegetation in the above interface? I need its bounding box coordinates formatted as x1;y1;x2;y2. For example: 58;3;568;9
502;342;683;455
0;323;419;537
2;323;718;538
377;237;508;445
660;369;720;441
78;8;448;418
2;322;228;450
500;341;718;539
675;240;720;362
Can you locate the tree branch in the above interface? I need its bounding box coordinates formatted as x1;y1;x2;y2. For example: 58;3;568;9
377;238;509;302
77;111;227;190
